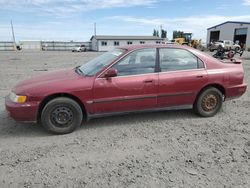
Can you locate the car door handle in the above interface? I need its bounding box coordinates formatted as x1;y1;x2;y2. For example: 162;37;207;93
144;79;153;83
196;75;203;78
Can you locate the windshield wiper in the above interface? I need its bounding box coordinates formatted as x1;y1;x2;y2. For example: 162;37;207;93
75;66;85;76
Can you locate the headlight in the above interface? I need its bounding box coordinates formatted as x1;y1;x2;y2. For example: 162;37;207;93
9;92;27;103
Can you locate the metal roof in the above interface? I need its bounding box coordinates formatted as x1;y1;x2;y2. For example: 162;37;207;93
207;21;250;30
90;35;163;41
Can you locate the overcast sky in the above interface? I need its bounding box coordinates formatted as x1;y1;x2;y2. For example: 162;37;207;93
0;0;250;42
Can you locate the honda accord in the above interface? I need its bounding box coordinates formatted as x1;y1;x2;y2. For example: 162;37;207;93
5;45;247;134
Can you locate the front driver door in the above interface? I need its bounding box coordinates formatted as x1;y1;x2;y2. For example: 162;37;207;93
93;48;158;114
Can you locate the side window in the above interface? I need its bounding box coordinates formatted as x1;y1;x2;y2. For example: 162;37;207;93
113;48;156;76
159;48;201;72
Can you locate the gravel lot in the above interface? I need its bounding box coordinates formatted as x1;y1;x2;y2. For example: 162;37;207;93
0;50;249;188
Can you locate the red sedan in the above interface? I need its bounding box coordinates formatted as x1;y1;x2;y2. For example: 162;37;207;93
5;45;247;134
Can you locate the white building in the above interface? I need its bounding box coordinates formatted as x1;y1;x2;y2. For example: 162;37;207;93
90;35;164;51
19;40;42;51
207;21;250;48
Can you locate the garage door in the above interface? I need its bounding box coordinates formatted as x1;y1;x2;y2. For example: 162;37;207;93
210;31;220;43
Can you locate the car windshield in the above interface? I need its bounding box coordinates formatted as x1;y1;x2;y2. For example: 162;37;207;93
79;49;126;76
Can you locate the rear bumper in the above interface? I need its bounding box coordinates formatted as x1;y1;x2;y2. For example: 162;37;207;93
225;83;247;100
5;95;39;122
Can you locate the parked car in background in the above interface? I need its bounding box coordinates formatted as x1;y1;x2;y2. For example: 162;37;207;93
5;44;247;134
72;45;86;52
209;40;241;52
16;45;22;51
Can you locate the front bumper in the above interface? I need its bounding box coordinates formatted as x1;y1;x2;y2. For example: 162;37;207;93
5;95;40;122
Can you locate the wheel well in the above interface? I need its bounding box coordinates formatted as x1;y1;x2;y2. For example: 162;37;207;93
196;84;225;102
37;93;87;122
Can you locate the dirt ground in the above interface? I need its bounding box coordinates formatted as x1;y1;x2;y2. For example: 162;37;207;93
0;50;249;188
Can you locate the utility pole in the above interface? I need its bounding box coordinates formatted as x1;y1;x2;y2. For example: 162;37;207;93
94;22;98;51
165;28;167;40
160;24;162;38
11;20;17;50
94;22;96;36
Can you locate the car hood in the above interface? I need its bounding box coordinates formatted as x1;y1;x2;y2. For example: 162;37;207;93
13;68;94;96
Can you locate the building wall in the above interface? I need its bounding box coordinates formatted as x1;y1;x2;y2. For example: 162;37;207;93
247;27;250;48
20;41;42;50
91;38;98;51
207;23;250;48
94;39;162;51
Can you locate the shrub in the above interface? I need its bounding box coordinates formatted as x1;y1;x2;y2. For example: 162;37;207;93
248;47;250;52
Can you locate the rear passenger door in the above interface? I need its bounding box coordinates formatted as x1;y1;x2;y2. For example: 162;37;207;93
157;48;208;107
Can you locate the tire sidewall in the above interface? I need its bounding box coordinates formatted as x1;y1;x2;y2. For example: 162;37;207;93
41;97;83;134
195;88;223;117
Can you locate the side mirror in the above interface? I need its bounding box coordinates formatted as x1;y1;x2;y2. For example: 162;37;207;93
104;68;118;78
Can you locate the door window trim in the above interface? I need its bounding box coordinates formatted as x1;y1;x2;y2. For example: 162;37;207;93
158;68;206;75
96;72;159;80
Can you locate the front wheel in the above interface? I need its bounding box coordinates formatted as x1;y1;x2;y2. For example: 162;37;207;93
41;97;83;134
194;87;223;117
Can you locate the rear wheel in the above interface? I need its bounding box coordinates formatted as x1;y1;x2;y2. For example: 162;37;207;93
41;97;83;134
194;87;223;117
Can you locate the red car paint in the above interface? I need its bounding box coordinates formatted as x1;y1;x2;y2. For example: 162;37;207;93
5;45;247;122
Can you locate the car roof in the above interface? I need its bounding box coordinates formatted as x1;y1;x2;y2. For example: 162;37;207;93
119;44;192;51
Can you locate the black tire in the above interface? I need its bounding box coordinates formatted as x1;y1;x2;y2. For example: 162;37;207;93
41;97;83;134
194;87;223;117
209;49;214;52
235;47;240;52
